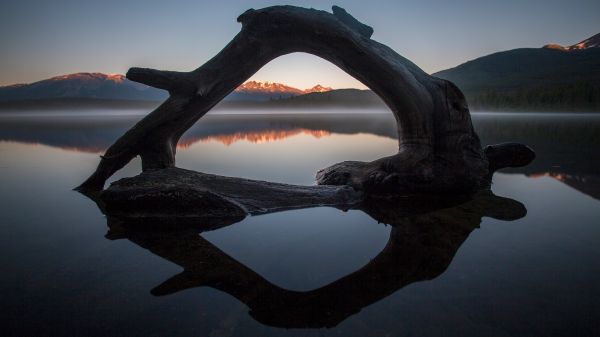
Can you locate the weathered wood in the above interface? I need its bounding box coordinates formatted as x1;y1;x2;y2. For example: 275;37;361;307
485;142;537;174
76;5;534;194
100;167;361;227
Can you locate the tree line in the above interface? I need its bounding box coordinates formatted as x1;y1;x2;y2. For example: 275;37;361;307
466;81;600;111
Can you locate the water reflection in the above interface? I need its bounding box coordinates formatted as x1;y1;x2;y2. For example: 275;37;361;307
0;113;396;153
105;191;526;329
472;113;600;200
180;129;331;147
2;112;598;335
1;112;599;198
527;172;600;200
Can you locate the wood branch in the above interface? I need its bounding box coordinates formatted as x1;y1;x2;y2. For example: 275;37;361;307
76;5;534;195
331;5;374;38
100;167;361;226
125;68;196;94
485;142;536;174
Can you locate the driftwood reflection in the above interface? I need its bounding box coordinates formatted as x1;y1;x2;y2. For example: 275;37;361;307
104;191;526;328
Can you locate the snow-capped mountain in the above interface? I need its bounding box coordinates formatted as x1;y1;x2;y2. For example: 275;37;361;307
0;72;165;101
434;32;600;111
0;73;332;102
228;81;332;101
543;32;600;51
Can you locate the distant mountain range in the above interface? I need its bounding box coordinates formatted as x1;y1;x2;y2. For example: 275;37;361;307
1;32;598;112
266;33;600;111
0;73;165;102
542;32;600;51
0;73;332;104
230;81;331;101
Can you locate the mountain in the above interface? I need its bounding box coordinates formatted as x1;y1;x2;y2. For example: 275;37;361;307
434;33;600;111
543;32;600;51
0;73;168;102
2;32;599;112
0;73;331;104
226;81;332;101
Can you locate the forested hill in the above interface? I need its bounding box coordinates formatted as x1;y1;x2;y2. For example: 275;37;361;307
433;34;600;111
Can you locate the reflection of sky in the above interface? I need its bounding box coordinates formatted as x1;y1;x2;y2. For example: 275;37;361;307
203;207;391;291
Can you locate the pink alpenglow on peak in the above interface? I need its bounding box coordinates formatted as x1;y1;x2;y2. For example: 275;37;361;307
235;81;332;95
305;84;333;93
0;73;333;102
48;73;126;83
543;32;600;51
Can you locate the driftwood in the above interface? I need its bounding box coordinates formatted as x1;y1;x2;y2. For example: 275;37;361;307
76;5;534;197
100;167;361;227
105;191;526;328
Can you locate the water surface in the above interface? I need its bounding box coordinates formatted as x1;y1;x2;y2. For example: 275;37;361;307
1;111;599;336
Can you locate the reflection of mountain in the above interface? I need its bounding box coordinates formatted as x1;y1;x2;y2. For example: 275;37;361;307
104;191;526;329
473;115;600;172
472;114;600;199
0;116;140;154
1;113;598;199
0;113;396;153
179;129;331;147
528;172;600;200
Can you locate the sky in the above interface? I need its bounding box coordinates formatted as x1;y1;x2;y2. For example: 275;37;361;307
1;0;599;88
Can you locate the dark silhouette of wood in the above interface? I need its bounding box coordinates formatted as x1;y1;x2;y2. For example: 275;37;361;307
101;167;362;227
76;5;534;195
105;191;526;328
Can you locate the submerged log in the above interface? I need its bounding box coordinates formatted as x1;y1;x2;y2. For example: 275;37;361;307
100;167;361;228
76;5;534;195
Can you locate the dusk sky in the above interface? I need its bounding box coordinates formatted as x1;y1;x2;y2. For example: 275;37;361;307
1;0;599;88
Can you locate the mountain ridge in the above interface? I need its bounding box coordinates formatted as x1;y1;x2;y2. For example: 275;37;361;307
0;73;332;103
543;32;600;51
1;32;599;111
432;32;600;111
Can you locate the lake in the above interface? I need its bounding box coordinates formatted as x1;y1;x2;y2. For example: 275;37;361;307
1;111;599;336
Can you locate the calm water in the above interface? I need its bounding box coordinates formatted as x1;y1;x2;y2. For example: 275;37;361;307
1;111;599;336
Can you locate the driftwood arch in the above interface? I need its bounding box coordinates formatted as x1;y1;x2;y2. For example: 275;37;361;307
77;5;533;195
